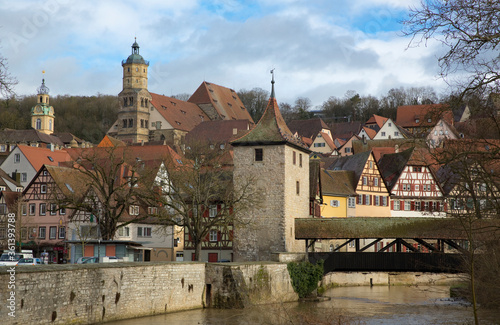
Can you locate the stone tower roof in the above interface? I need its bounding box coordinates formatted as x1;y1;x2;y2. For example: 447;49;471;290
231;78;309;152
123;38;149;66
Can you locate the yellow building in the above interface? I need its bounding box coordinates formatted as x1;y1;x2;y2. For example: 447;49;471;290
320;169;356;218
31;77;55;135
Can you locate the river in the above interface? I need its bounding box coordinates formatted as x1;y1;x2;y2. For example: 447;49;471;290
106;286;500;325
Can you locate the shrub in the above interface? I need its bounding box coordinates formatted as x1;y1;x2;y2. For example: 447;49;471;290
287;260;324;298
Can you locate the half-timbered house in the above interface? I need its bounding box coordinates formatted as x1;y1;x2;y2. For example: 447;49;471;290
378;147;446;218
326;150;391;217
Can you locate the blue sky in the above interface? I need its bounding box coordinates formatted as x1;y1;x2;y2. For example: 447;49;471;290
0;0;446;107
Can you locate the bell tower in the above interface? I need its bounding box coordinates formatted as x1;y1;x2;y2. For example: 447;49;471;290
31;72;55;135
116;38;152;143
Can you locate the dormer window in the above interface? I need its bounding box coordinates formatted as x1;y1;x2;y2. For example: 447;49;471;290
427;118;432;123
415;119;420;123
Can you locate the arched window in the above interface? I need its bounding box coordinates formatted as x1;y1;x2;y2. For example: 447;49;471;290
141;98;144;107
39;96;43;103
122;119;127;128
49;120;52;131
36;118;41;129
124;98;128;107
128;119;133;128
140;119;144;128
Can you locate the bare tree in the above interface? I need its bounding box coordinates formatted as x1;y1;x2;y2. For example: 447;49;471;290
0;50;17;98
150;142;256;261
402;0;500;98
238;88;269;123
56;146;155;240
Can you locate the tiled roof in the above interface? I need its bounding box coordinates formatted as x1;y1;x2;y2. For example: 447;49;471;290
188;81;255;124
365;114;389;129
361;126;377;140
396;104;453;128
309;160;322;200
150;93;209;132
321;169;356;196
320;131;336;150
98;135;127;148
0;191;21;208
377;147;414;191
185;120;251;145
44;165;90;198
17;145;71;172
288;118;330;139
0;129;64;146
352;138;427;155
327;150;371;185
371;147;395;162
329;121;362;140
231;96;310;152
52;132;83;145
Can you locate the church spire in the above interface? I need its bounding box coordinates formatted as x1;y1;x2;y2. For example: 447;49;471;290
270;68;275;99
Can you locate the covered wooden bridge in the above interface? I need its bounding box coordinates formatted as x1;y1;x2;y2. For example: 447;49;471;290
295;217;500;273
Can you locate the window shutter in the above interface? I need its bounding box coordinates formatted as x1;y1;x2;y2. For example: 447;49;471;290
436;202;440;211
400;201;404;209
370;195;373;205
217;231;221;241
444;202;447;212
411;201;415;211
391;200;394;210
205;233;210;241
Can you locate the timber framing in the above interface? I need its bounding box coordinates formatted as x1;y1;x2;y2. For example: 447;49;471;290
295;217;500;240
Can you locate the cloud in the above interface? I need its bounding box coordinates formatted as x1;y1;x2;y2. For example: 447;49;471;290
0;0;446;107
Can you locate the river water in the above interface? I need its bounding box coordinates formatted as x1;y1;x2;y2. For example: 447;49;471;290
106;286;500;325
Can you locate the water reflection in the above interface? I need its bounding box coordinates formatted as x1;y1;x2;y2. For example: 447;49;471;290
106;286;499;325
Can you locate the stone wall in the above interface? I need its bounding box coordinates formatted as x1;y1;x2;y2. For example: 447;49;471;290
0;261;298;325
0;262;206;325
322;271;465;287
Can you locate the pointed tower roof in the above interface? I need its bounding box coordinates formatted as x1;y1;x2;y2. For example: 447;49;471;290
231;72;310;152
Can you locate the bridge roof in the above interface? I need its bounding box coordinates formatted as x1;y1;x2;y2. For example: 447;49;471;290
295;217;500;240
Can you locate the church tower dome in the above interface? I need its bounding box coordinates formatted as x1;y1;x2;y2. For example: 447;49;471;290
116;38;152;143
31;72;55;135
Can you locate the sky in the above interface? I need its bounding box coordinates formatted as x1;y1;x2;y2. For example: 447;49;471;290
0;0;448;108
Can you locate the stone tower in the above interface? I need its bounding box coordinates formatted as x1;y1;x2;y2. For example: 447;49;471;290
231;73;311;262
31;75;55;135
116;39;152;143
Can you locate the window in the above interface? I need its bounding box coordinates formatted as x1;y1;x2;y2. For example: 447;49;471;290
29;204;36;215
428;118;432;123
381;132;386;137
148;207;158;215
50;203;57;215
209;229;218;242
59;207;66;215
0;227;5;239
375;196;380;206
129;205;139;216
394;200;400;211
36;118;41;129
41;184;47;193
255;148;263;161
49;226;57;239
203;204;216;218
299;154;302;167
382;196;388;206
293;151;296;165
415;201;421;211
38;227;46;239
28;227;36;239
14;153;21;163
345;147;351;153
415;118;419;123
58;226;65;239
404;201;411;211
415;184;419;191
365;194;371;205
0;204;6;215
374;177;379;187
348;197;356;208
21;227;27;240
122;119;127;128
296;181;300;195
137;227;152;237
0;145;5;152
363;176;367;185
118;227;130;237
21;173;27;182
394;131;399;136
330;200;339;207
21;204;27;215
39;203;46;215
369;161;373;169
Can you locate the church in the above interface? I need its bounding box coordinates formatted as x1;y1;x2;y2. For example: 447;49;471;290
107;39;254;145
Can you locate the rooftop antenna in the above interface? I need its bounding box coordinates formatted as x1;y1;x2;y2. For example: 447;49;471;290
270;68;275;99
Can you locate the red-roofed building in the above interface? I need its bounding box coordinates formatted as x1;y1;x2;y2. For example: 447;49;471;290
108;40;253;146
0;145;71;188
396;104;453;137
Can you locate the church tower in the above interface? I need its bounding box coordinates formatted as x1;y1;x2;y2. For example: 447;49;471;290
31;74;55;135
231;72;311;261
116;38;152;143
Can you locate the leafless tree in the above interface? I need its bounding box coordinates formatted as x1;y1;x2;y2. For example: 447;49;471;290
0;51;17;98
149;142;256;261
402;0;500;99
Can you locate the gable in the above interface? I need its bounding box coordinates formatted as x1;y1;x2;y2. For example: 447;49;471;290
150;93;209;132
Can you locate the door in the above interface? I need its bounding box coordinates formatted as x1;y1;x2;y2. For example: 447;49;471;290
208;253;218;262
